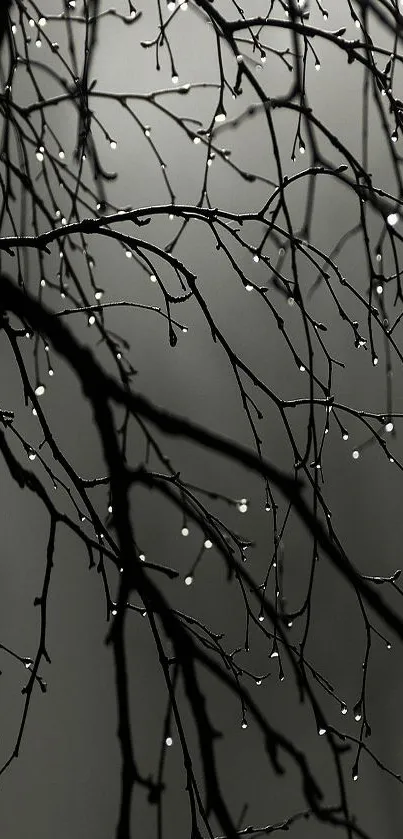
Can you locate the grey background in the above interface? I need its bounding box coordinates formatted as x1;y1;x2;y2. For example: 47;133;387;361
0;2;403;837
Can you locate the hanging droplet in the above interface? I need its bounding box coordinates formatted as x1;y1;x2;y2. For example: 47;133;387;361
125;250;132;258
318;727;326;736
373;356;378;366
341;704;348;715
94;288;104;300
237;498;248;513
385;421;394;433
253;254;260;263
171;74;179;85
184;575;193;586
387;212;399;226
108;505;113;514
111;608;117;616
35;384;45;396
245;284;253;292
110;140;117;150
353;702;362;722
352;450;360;460
214;107;226;123
181;526;189;536
28;450;36;461
88;315;96;326
48;369;54;377
149;274;157;283
165;736;173;747
204;539;213;549
36;149;44;162
241;721;248;729
193;136;201;145
139;554;146;561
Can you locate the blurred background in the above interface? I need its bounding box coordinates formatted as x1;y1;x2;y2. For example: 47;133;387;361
0;1;403;837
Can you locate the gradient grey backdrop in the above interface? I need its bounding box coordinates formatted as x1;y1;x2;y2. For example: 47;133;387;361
0;2;402;837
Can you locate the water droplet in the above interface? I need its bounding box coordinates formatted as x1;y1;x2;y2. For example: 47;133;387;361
139;554;146;561
108;505;113;514
48;369;54;377
28;450;36;461
36;150;44;162
38;17;46;26
391;131;398;143
184;575;193;586
165;736;173;746
214;108;226;124
193;136;201;145
110;140;117;150
270;650;279;658
35;39;42;48
204;539;213;549
171;75;179;85
149;274;157;283
299;364;306;372
315;61;321;71
385;421;394;433
88;315;96;326
111;608;117;616
258;614;264;622
35;384;45;396
241;721;248;729
237;498;248;513
125;250;132;258
376;284;383;295
299;142;306;155
29;18;35;27
181;526;189;536
352;772;358;781
253;254;260;263
352;450;360;460
245;284;253;292
373;356;379;366
94;288;104;300
318;727;326;736
387;212;399;226
341;705;348;715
